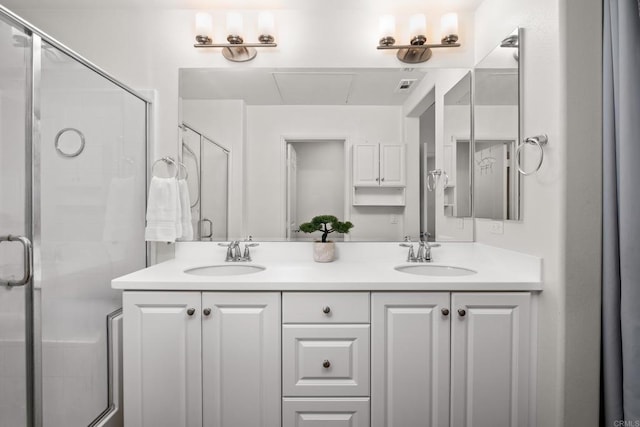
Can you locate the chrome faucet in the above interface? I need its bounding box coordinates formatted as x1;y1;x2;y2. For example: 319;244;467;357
399;236;432;263
416;240;432;262
219;238;259;262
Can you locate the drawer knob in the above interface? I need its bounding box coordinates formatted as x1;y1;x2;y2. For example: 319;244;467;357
322;306;331;314
203;308;211;316
187;308;196;316
441;308;450;316
322;360;331;369
458;309;467;317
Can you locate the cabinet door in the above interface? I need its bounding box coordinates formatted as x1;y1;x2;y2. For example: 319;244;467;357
371;293;450;427
202;292;281;427
283;398;370;427
379;144;405;186
353;144;380;186
451;293;531;427
123;292;202;427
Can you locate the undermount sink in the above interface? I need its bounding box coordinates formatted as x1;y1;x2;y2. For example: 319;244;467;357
184;264;266;276
394;264;477;277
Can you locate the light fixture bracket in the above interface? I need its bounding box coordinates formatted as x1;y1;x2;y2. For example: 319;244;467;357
194;39;277;62
377;40;461;63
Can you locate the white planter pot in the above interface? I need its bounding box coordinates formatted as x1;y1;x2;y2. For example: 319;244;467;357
313;241;335;263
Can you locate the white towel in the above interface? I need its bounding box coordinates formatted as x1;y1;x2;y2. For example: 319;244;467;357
178;178;194;240
145;176;180;242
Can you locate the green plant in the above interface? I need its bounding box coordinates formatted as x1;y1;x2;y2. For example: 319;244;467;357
299;215;354;243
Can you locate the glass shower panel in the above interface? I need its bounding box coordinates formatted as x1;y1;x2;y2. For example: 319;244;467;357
201;138;228;241
0;18;29;427
182;127;201;238
38;41;146;426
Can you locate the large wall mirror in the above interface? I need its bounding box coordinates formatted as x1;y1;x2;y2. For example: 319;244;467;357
473;28;521;220
179;67;476;242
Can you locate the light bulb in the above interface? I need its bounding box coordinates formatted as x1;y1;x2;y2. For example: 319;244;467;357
441;13;459;42
227;12;243;37
409;14;427;38
379;15;396;38
195;12;213;42
258;12;275;36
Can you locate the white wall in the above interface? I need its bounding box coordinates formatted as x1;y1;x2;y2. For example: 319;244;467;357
473;1;602;426
245;105;405;241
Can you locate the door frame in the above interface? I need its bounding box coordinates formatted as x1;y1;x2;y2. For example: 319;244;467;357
280;135;351;240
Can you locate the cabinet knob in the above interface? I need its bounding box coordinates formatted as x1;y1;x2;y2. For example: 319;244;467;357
187;308;196;316
381;177;385;182
458;309;467;317
441;308;450;316
322;306;331;314
203;308;211;316
323;360;331;368
376;177;380;182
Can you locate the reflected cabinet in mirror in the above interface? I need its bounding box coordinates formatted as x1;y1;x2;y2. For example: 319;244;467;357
473;28;521;220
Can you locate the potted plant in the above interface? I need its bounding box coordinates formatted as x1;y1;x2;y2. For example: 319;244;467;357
299;215;354;262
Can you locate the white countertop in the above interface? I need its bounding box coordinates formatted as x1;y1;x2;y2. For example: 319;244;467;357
112;242;542;292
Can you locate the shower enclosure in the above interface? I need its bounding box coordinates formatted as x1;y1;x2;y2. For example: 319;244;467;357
181;123;229;241
0;7;149;427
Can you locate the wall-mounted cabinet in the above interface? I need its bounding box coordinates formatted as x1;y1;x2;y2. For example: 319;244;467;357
352;143;406;206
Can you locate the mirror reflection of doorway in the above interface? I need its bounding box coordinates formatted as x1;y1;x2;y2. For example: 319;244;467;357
474;139;517;220
285;139;346;241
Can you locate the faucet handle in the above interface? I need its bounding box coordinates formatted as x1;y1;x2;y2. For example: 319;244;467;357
218;242;231;247
403;235;412;242
399;243;413;248
242;242;259;261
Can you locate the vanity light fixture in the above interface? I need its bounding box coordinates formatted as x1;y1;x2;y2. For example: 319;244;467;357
193;11;277;62
377;12;460;63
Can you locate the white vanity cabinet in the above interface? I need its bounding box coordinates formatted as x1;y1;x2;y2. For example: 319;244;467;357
450;293;531;427
353;143;405;187
123;291;281;427
371;293;451;427
282;292;371;427
123;292;203;427
371;292;532;427
122;288;533;427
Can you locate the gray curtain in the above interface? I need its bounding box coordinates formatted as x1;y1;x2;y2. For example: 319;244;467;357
602;0;640;425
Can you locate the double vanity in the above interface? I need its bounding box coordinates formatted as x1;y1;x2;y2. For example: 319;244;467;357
113;242;541;427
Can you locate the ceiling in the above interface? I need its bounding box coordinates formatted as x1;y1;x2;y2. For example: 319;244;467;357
1;0;485;10
180;68;430;106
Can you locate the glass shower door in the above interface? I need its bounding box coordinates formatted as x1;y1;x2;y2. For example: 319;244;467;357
37;41;147;427
0;18;31;427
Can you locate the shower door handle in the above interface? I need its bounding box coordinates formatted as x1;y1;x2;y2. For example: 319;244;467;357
0;235;33;287
200;218;213;240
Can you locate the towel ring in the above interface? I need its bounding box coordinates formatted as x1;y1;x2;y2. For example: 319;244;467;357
151;157;178;178
177;161;188;180
516;134;548;176
55;128;85;158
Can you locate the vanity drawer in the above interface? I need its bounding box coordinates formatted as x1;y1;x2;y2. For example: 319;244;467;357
283;292;369;323
282;398;370;427
283;324;370;396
